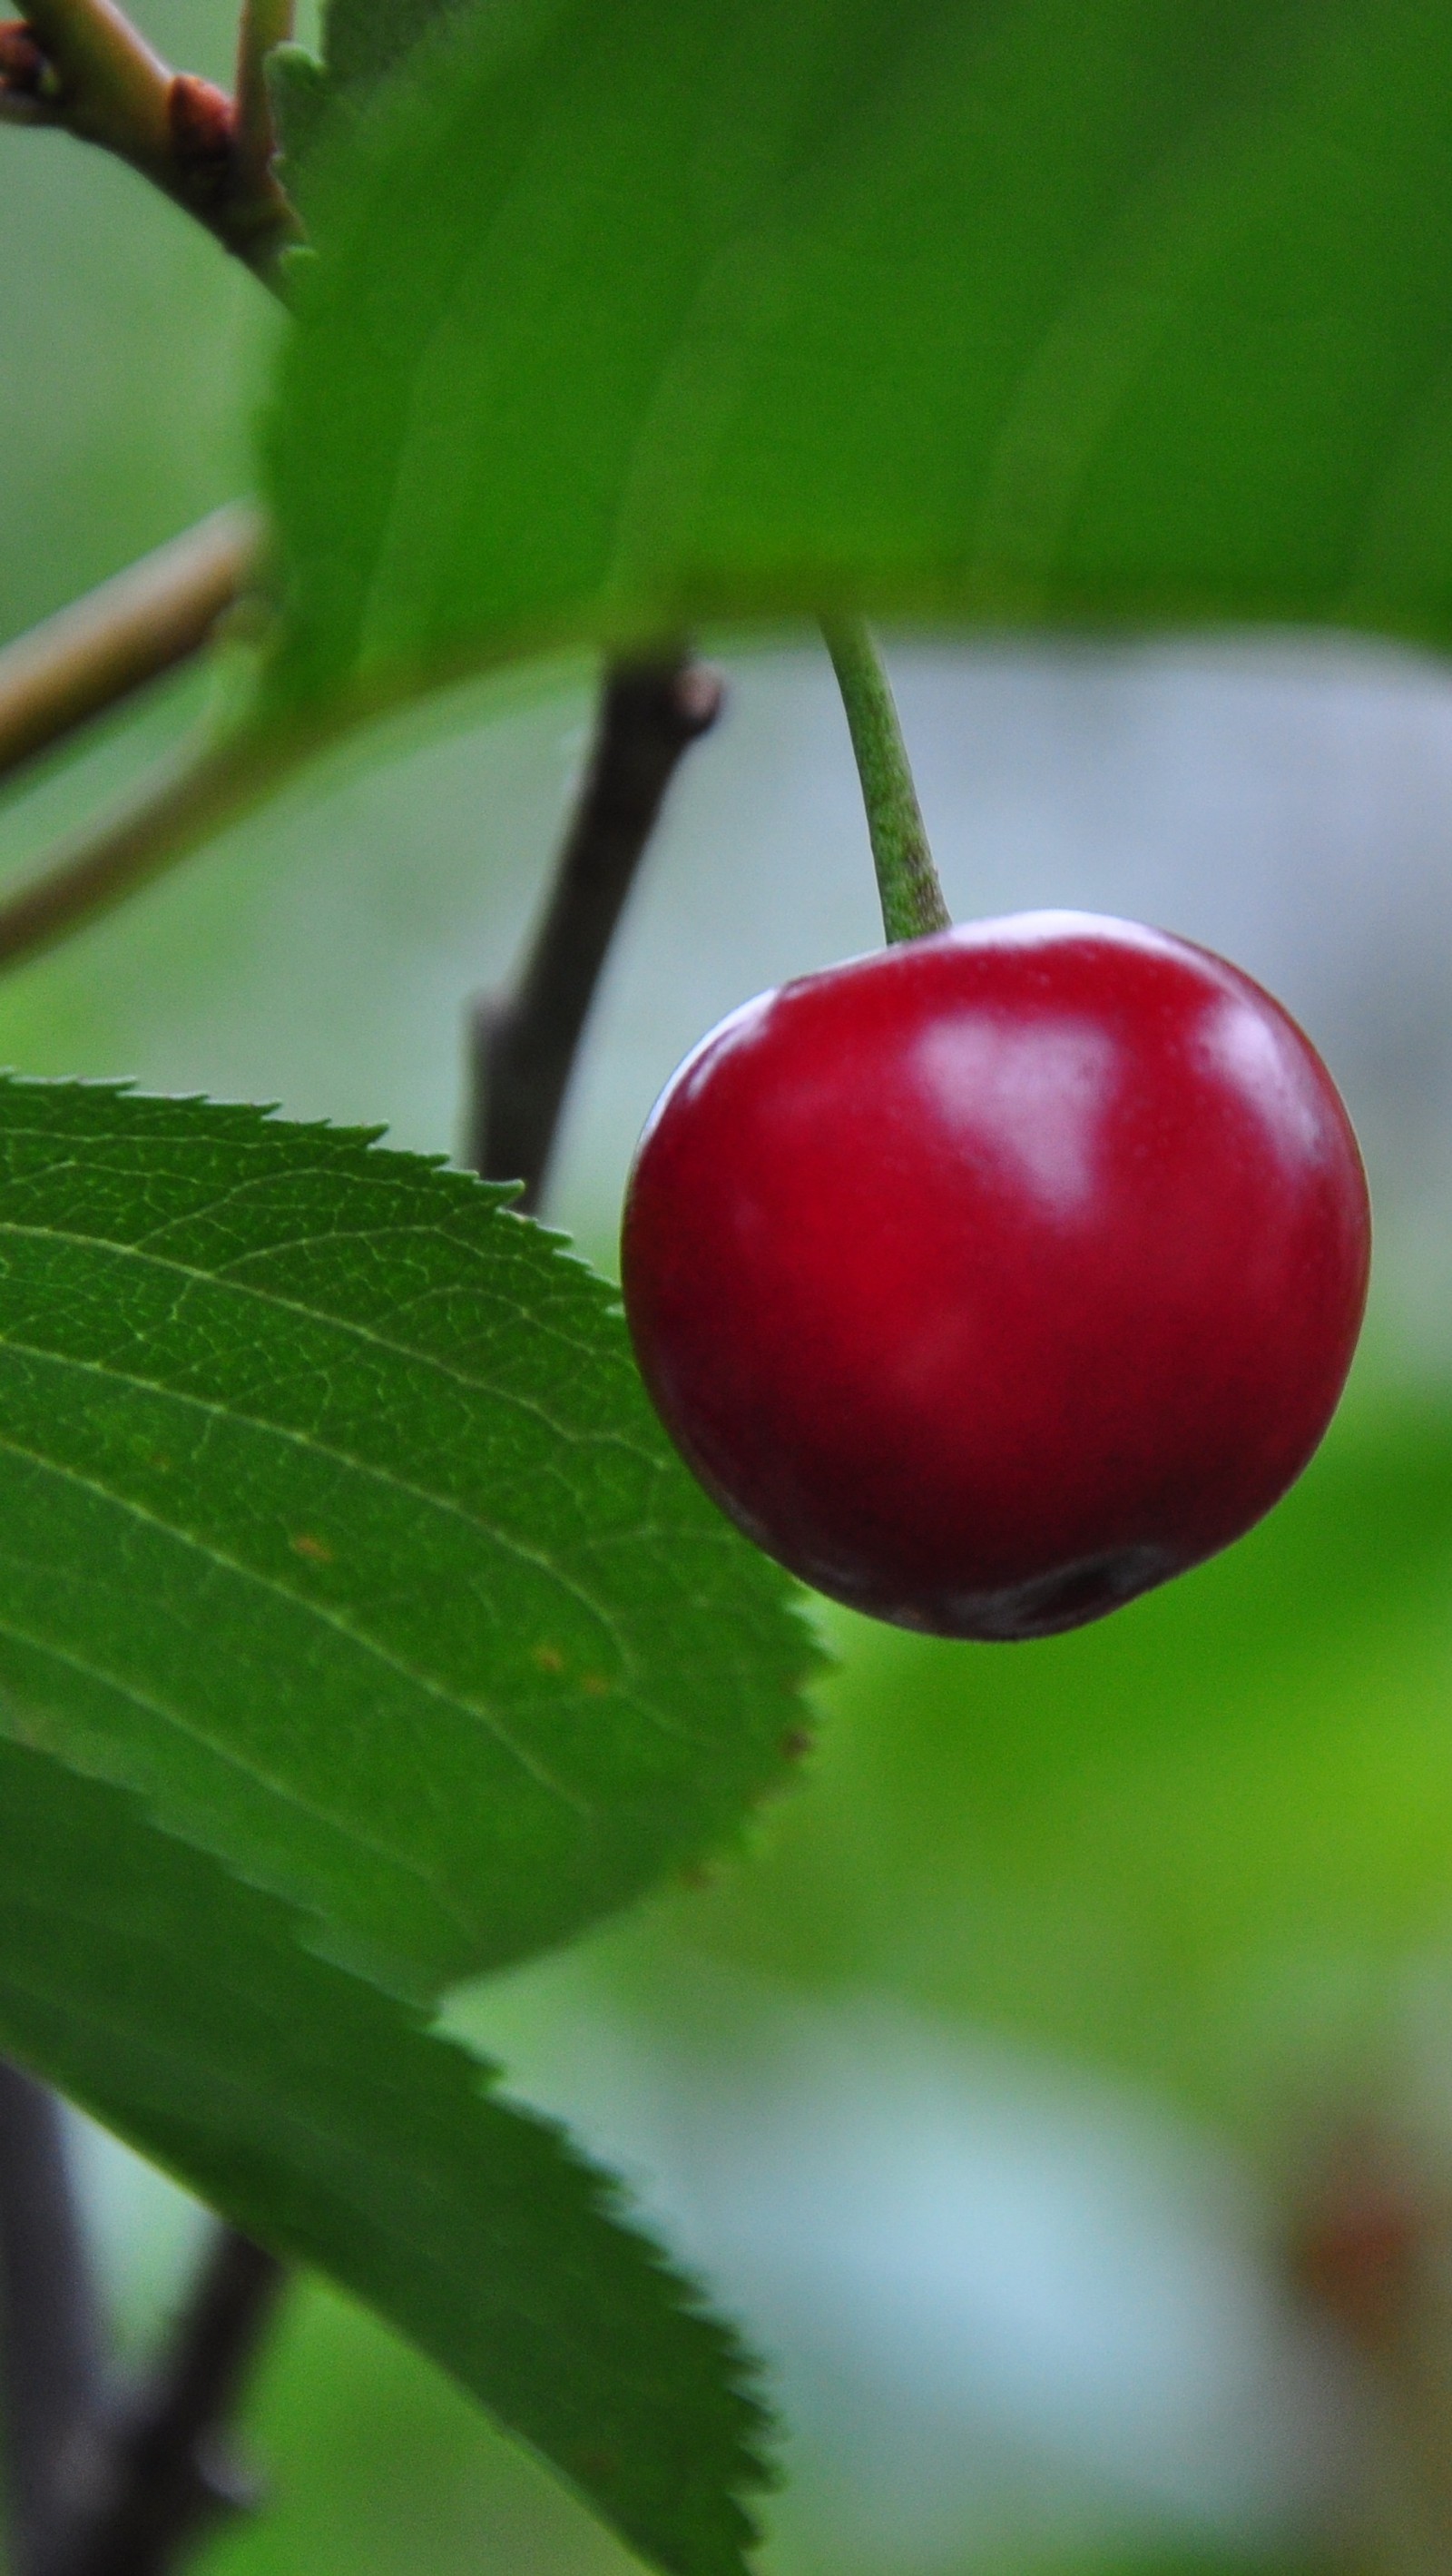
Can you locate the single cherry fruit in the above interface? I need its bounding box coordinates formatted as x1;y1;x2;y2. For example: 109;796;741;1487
621;911;1370;1641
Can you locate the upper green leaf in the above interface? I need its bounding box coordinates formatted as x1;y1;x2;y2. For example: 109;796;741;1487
0;1077;817;2004
0;1730;770;2576
262;0;1452;721
266;0;461;188
318;0;466;120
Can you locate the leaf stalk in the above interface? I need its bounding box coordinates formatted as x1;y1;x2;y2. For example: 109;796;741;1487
231;0;289;206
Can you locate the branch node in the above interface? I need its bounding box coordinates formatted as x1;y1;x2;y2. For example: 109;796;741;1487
666;661;726;740
0;19;56;97
0;2065;103;2576
47;2227;285;2576
167;70;232;177
2;0;300;279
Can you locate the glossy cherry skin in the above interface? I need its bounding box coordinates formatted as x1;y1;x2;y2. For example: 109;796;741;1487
621;912;1370;1641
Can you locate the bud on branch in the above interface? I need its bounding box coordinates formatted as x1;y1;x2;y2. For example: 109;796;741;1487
0;0;299;281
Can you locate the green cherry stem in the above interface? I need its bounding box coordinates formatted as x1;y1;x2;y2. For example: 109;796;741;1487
823;614;950;945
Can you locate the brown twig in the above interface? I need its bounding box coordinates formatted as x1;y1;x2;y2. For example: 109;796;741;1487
469;654;724;1204
48;2227;285;2576
0;723;292;972
0;0;299;279
0;2074;285;2576
0;506;260;794
0;2067;104;2576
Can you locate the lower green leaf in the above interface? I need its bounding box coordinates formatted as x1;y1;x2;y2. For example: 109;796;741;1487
0;1730;772;2576
0;1077;819;2009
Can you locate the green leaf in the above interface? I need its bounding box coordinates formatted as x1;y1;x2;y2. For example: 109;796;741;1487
263;0;1452;723
266;0;462;192
0;1731;770;2576
318;0;466;121
268;42;332;176
0;1077;817;2004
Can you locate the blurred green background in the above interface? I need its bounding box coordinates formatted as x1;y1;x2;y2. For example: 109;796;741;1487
12;10;1452;2571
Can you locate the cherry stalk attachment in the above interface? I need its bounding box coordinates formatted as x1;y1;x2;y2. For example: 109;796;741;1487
622;624;1370;1641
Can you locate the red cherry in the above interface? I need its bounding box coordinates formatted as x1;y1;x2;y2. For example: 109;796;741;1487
621;911;1370;1641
